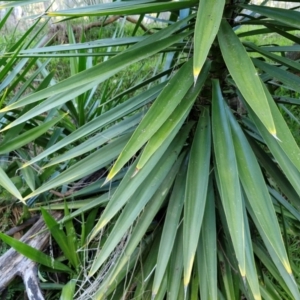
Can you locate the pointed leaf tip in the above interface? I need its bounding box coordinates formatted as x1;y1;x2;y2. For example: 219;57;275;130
184;285;188;300
131;168;140;178
240;268;246;278
0;107;9;113
272;132;281;142
20;163;29;169
193;68;200;85
286;263;292;275
101;177;110;187
0;125;9;132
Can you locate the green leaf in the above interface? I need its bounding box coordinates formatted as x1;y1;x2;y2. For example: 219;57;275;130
16;150;36;191
217;19;276;136
91;152;185;294
64;203;80;270
0;33;190;129
252;238;298;299
0;232;72;273
252;57;300;95
10;37;144;55
227;106;293;281
89;123;192;237
60;279;76;300
152;159;187;297
240;4;300;30
88;140;187;275
183;107;211;289
81;207;99;246
19;164;36;192
135;232;162;300
242;203;262;300
137;60;211;170
193;0;225;82
0;166;23;202
245;91;300;198
245;42;300;74
167;224;184;300
107;59;194;181
212;78;245;278
41;208;78;270
247;135;300;211
24;133;129;201
217;247;238;300
43;113;141;168
197;179;217;300
0;114;65;155
46;1;198;17
22;83;164;169
260;275;283;300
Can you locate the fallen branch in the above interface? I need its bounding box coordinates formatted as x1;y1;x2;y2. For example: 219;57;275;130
0;211;63;300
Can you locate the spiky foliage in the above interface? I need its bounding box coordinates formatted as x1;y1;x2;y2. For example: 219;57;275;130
1;0;300;299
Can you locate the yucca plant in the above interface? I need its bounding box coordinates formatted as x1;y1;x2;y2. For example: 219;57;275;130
1;0;300;299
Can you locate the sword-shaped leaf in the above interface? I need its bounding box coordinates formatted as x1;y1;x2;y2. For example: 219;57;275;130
247;135;300;211
60;280;76;300
183;107;211;290
88;123;192;241
0;167;23;202
89;144;184;275
152;160;187;298
197;180;217;300
212;78;245;278
252;57;300;95
245;87;300;198
46;1;198;17
0;114;65;155
167;224;184;300
218;19;276;136
245;42;300;74
241;200;261;300
250;211;300;299
227;106;294;283
193;0;225;82
0;233;72;273
43;113;141;168
22;83;164;169
137;60;211;171
23;133;130;201
240;4;300;30
0;33;189;130
90;153;186;285
107;59;194;181
41;208;79;270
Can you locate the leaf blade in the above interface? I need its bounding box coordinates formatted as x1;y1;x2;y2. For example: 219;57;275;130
183;107;211;289
217;19;276;136
193;0;225;82
212;78;245;277
0;233;72;273
107;59;194;180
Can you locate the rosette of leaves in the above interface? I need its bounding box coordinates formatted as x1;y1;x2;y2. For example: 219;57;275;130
1;0;300;299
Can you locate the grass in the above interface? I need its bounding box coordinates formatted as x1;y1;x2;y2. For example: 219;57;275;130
237;24;297;46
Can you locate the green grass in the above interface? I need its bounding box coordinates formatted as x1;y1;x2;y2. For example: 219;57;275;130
236;24;298;46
